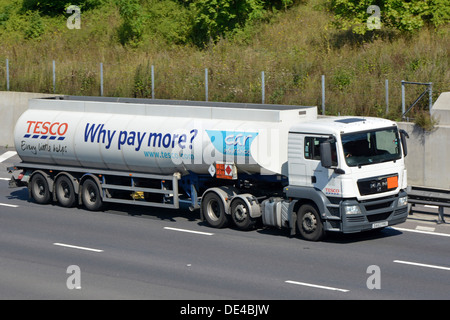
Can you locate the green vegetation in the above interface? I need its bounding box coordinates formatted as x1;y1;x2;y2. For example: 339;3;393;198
0;0;448;120
330;0;450;34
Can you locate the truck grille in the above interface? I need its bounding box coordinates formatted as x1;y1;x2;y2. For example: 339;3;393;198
366;212;392;222
357;174;398;196
364;201;393;211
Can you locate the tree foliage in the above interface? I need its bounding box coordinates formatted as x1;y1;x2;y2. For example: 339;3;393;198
21;0;105;16
329;0;450;34
190;0;265;46
16;0;303;46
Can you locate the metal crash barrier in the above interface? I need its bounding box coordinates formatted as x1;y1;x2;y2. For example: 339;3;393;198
408;186;449;224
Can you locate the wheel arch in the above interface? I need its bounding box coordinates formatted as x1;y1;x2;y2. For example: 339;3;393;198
230;193;261;218
200;186;238;221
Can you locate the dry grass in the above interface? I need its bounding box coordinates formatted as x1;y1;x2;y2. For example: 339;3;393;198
0;0;448;120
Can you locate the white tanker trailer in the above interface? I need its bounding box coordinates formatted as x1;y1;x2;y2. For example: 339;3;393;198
8;96;410;241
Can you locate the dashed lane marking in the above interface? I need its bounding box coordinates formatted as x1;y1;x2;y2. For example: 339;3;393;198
0;151;17;163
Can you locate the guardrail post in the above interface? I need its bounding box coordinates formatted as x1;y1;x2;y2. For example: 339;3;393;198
438;206;446;224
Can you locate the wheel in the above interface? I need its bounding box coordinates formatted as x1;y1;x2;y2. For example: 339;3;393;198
55;175;76;207
201;192;230;228
297;204;325;241
30;173;51;204
81;179;103;211
231;198;256;230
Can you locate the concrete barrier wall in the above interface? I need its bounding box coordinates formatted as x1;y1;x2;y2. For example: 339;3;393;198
398;122;450;190
0;92;62;147
1;91;448;190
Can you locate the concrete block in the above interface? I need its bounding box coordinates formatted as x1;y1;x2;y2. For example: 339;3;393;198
0;92;62;147
431;92;450;125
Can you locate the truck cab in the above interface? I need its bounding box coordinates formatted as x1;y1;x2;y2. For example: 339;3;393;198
284;117;409;239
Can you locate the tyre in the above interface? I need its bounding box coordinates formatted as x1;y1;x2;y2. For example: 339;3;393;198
30;173;51;204
201;192;229;228
231;198;256;230
55;175;76;207
81;178;103;211
297;204;325;241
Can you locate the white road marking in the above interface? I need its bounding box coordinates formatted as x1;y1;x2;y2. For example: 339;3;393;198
53;242;104;253
0;151;17;163
0;203;18;208
424;205;439;209
164;227;214;236
394;260;450;272
415;225;435;232
0;177;10;181
390;227;450;238
285;280;349;293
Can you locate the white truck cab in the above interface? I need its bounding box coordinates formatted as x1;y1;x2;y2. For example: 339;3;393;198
281;117;409;240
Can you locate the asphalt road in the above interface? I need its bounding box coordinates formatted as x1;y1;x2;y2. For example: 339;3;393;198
0;148;449;303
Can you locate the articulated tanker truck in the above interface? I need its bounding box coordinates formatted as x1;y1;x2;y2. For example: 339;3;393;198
9;96;410;241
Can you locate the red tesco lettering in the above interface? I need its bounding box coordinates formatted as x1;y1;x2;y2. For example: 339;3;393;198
26;121;68;136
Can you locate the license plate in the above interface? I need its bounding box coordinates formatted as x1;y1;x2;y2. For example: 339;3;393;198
372;221;388;229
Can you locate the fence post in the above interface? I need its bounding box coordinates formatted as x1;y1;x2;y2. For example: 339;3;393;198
385;79;389;114
261;71;265;104
100;62;103;96
205;68;208;102
321;75;325;115
428;82;433;115
401;80;405;118
52;60;56;93
6;58;9;91
151;65;155;99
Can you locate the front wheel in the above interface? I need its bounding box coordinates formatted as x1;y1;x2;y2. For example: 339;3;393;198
297;204;325;241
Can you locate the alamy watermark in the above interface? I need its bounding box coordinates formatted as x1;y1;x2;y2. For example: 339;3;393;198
66;5;81;30
366;265;381;290
66;265;82;290
367;5;381;30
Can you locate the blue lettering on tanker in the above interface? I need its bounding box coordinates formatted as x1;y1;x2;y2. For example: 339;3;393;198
83;123;198;152
206;130;258;157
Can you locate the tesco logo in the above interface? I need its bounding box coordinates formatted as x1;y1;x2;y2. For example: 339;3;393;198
24;121;68;140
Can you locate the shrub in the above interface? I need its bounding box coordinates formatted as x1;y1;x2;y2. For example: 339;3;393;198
328;0;450;35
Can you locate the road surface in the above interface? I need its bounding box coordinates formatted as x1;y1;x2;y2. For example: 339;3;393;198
0;148;449;303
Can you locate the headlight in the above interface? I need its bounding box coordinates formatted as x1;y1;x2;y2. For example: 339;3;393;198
398;196;408;207
344;205;362;215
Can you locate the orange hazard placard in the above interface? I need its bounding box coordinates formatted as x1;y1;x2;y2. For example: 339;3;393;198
387;176;398;189
216;163;234;179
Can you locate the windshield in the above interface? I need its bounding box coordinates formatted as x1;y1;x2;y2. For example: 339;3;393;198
341;127;402;167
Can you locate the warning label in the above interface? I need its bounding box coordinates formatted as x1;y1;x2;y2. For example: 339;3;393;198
215;163;236;180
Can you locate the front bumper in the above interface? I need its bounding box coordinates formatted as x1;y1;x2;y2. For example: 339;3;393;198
324;190;408;233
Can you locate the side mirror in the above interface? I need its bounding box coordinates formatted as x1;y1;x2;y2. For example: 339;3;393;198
400;129;409;157
320;141;333;168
